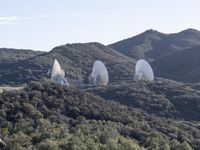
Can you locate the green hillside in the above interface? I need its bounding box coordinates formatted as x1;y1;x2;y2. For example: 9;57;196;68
0;81;198;149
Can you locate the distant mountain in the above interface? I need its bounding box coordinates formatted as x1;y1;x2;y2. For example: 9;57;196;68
0;48;44;63
0;43;136;85
0;81;198;149
151;46;200;83
88;78;200;121
1;29;200;85
109;28;200;61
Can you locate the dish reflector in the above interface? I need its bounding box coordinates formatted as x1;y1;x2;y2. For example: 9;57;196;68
134;59;154;81
91;60;109;86
51;59;69;85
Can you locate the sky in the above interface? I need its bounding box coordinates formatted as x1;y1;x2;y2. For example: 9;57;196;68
0;0;200;51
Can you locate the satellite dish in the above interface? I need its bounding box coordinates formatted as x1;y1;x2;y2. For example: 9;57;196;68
51;59;69;86
134;59;154;81
0;138;6;146
91;60;109;86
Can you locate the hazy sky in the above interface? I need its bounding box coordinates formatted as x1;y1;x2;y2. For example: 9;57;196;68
0;0;200;51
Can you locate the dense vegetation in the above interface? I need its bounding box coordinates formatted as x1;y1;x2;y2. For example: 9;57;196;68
88;78;200;121
0;81;199;149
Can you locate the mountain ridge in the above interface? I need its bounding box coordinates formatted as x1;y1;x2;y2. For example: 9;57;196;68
0;48;44;63
0;42;136;85
108;28;200;62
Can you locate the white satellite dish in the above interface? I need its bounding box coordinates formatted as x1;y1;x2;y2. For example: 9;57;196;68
134;59;154;81
51;59;69;85
0;138;6;146
91;60;109;86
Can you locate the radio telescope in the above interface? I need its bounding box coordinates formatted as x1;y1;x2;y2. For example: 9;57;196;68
134;59;154;81
90;60;109;86
51;59;69;85
0;138;6;146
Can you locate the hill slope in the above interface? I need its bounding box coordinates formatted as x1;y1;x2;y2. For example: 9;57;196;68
88;78;200;121
0;81;199;149
151;46;200;83
109;29;200;61
0;43;136;85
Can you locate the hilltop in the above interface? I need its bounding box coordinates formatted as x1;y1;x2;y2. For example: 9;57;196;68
109;28;200;62
0;48;44;63
0;43;135;85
